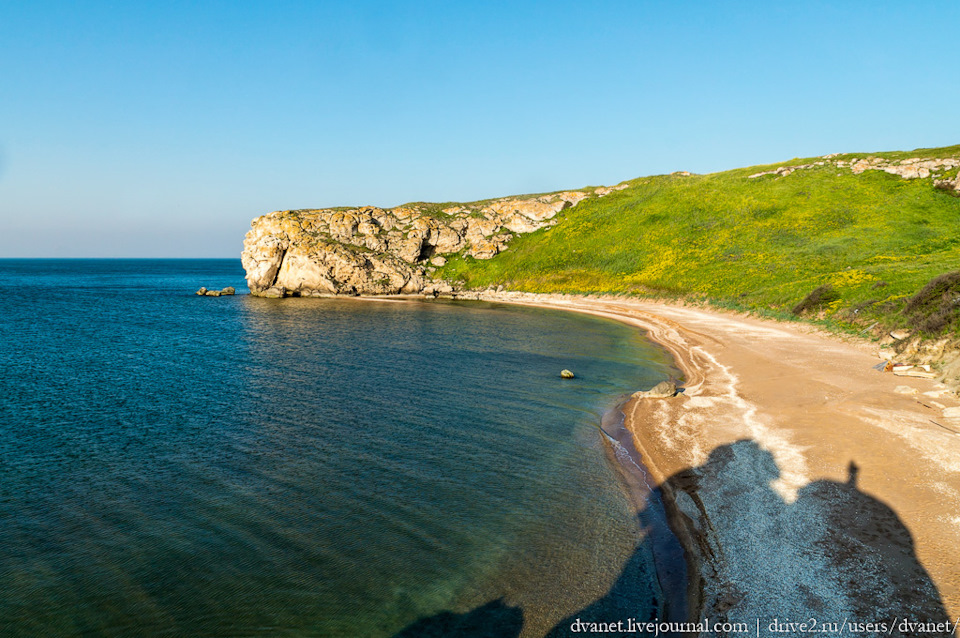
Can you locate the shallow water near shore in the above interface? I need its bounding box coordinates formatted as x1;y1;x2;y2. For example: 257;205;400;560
0;259;680;637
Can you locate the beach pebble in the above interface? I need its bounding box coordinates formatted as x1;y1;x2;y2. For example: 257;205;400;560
560;369;575;379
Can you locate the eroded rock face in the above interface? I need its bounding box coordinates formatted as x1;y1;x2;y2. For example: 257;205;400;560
241;187;626;297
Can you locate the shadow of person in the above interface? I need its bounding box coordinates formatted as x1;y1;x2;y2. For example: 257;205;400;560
541;441;788;636
391;598;523;638
393;441;952;638
654;440;952;637
655;439;788;622
795;461;952;634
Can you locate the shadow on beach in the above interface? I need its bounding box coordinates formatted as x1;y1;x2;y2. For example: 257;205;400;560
659;440;951;637
392;439;952;638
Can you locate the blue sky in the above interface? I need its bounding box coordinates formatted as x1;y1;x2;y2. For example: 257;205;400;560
1;1;958;257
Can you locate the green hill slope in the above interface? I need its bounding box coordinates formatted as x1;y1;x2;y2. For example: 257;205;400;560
438;145;960;336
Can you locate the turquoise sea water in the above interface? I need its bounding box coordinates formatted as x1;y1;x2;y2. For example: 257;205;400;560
0;260;681;637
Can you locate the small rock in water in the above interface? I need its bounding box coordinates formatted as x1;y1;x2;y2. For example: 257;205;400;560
560;369;575;379
197;286;236;296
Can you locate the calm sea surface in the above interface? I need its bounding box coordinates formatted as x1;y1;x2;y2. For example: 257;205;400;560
0;259;679;637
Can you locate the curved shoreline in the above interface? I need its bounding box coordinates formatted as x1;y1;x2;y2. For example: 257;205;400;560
351;292;706;621
475;294;717;625
461;291;960;630
345;290;960;629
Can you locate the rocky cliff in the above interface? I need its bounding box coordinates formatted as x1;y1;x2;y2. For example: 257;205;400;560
241;185;627;297
242;149;960;299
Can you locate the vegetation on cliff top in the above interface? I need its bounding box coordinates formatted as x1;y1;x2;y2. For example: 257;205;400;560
436;145;960;336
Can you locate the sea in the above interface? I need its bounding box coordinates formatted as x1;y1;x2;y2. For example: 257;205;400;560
0;259;682;637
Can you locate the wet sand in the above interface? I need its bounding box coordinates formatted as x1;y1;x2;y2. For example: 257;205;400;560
477;292;960;632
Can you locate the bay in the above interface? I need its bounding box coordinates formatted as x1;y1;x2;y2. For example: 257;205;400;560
0;259;678;637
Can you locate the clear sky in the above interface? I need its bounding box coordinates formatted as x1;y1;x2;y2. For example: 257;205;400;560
1;1;958;257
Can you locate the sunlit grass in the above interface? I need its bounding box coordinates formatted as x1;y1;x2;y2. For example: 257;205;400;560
437;145;960;335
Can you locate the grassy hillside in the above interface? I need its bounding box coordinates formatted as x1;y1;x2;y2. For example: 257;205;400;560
437;145;960;336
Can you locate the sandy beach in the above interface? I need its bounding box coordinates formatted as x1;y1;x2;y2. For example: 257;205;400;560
475;292;960;633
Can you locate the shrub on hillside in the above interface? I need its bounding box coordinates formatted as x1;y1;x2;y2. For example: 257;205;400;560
792;285;840;316
903;271;960;334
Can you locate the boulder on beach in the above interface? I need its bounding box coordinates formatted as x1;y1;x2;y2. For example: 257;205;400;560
632;380;677;399
560;369;575;379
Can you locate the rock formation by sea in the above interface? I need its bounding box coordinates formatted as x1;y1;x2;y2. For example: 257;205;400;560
241;186;627;297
